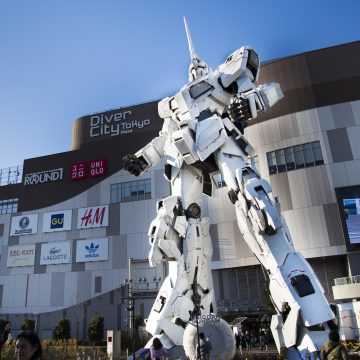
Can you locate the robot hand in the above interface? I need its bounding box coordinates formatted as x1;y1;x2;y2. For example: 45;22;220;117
122;154;148;177
227;95;251;134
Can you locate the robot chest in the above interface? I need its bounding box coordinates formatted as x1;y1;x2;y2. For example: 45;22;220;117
169;117;227;164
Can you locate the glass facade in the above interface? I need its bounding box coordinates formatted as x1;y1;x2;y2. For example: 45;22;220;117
0;198;18;214
267;141;324;175
110;179;151;203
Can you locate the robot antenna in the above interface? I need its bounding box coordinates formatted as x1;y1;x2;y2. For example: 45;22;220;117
183;16;197;61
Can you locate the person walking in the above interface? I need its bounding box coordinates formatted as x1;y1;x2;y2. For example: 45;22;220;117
196;332;212;360
235;332;242;354
244;331;251;352
15;331;42;360
320;330;348;360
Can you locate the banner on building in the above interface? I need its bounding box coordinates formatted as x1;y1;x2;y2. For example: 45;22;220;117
40;241;71;265
7;244;36;267
76;238;108;262
42;210;72;233
77;205;108;229
10;214;38;236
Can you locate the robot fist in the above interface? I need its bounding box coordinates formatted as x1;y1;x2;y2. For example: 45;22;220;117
122;154;148;177
227;95;251;134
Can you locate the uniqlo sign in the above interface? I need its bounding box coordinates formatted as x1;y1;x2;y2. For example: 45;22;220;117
70;162;86;180
77;205;109;229
89;159;106;178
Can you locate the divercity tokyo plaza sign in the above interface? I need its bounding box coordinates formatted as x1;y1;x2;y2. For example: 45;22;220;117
89;110;151;138
24;168;63;185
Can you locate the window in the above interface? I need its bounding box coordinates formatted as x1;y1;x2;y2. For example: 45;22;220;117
267;141;324;175
110;179;151;203
95;277;102;294
0;198;18;214
0;166;23;186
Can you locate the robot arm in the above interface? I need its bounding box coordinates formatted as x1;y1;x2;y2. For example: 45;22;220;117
227;82;284;127
123;129;166;176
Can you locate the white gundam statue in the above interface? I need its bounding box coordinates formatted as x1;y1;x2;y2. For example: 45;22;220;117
124;18;335;359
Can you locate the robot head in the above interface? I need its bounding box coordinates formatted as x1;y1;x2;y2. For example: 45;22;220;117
220;46;260;88
188;57;211;83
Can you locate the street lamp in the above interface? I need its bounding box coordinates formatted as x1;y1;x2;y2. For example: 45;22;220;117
124;278;136;360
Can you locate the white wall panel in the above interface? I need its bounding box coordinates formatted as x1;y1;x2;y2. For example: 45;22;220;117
317;106;335;131
64;272;78;306
262;118;281;145
297;109;320;136
120;202;135;234
344;160;360;186
133;201;151;233
347;126;360;159
350;100;360;125
327;163;349;188
288;170;312;209
303;206;329;249
11;275;27;307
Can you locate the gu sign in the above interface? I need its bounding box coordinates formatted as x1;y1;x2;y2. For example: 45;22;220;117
76;238;108;262
42;210;72;233
10;214;38;236
77;205;108;229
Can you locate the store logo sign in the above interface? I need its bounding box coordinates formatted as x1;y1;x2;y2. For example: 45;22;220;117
7;244;36;267
89;159;106;177
42;210;72;233
50;214;64;229
70;162;87;180
10;214;38;236
77;205;108;229
24;168;63;185
85;242;100;258
76;238;108;263
40;242;71;265
19;216;30;229
70;159;106;181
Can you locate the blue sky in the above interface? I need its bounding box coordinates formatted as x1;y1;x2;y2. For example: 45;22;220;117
0;0;359;170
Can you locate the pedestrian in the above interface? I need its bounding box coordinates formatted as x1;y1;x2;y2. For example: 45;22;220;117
244;331;251;352
15;331;42;360
0;321;12;354
320;330;348;360
259;330;265;351
149;337;168;360
196;332;212;360
235;332;242;354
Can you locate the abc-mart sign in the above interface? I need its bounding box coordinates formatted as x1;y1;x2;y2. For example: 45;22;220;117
10;214;38;236
24;168;63;186
40;241;71;265
76;238;108;263
42;210;72;233
7;244;36;267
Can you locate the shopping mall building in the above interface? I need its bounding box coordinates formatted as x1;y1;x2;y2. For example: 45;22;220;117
0;40;359;339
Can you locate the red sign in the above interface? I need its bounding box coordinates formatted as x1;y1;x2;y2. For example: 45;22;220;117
70;159;106;181
89;159;106;178
70;162;87;180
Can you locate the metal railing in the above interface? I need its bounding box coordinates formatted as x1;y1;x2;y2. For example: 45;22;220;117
0;165;23;186
334;275;360;286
